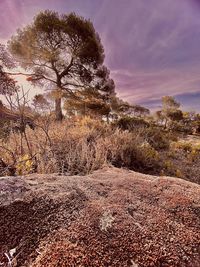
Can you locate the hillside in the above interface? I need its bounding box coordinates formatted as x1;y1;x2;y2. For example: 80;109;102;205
0;167;199;267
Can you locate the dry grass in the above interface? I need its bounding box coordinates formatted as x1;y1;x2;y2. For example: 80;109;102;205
1;116;200;184
0;117;161;176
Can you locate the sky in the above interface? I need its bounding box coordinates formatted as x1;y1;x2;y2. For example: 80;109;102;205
1;0;200;111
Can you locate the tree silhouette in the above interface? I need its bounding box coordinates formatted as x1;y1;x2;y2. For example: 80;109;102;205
9;10;114;120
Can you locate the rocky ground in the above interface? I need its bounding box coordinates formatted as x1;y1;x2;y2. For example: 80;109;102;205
0;167;200;267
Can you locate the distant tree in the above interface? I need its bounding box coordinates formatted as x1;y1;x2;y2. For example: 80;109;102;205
186;113;200;134
9;10;114;121
64;88;111;119
110;96;150;119
167;109;183;121
115;116;149;131
157;96;182;129
183;111;197;122
32;94;50;113
132;105;150;117
155;110;164;124
110;96;131;117
162;96;180;112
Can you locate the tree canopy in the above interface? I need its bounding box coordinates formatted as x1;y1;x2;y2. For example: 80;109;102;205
0;44;17;97
9;10;115;120
155;96;183;129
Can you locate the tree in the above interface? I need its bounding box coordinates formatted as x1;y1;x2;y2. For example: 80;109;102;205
0;44;18;108
131;105;150;117
110;96;150;119
192;114;200;134
159;96;181;128
162;96;180;112
32;94;50;113
9;10;114;120
167;109;183;121
110;96;131;118
64;88;111;119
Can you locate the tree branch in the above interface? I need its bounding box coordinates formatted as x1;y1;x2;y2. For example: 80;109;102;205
6;71;57;85
59;57;74;78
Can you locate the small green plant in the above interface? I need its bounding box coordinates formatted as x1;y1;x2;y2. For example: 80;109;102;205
16;154;34;175
172;141;193;153
163;160;177;176
175;169;183;178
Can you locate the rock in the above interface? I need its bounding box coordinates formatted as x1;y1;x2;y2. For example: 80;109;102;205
0;167;199;266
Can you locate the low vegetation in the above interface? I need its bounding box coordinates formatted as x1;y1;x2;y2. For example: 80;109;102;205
1;10;200;185
1;109;200;185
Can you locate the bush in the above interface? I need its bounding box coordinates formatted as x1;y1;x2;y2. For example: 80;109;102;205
171;141;193;153
0;120;11;140
114;116;149;131
0;118;163;176
144;126;177;150
16;154;34;175
105;130;160;173
1;116;199;182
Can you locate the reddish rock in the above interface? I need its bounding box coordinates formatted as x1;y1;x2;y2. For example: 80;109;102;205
0;167;199;266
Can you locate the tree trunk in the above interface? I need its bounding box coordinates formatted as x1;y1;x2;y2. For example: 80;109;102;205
55;98;63;121
164;118;168;129
106;113;109;123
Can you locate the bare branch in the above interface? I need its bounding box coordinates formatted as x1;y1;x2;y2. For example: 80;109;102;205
59;57;73;78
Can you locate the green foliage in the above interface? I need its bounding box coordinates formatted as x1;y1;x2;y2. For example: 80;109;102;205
9;10;114;120
64;88;111;118
16;154;34;175
32;94;50;112
156;96;184;130
110;97;150;119
114;116;149;131
107;131;160;173
167;110;183;121
162;96;180;112
191;115;200;134
10;11;104;67
0;120;11;140
0;44;17;97
144;126;177;150
172;141;193;153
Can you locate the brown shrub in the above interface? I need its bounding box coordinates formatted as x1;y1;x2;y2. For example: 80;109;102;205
3;115;200;182
0;117;163;176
